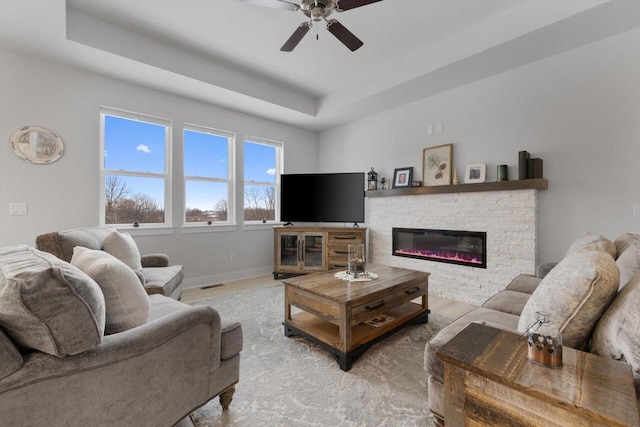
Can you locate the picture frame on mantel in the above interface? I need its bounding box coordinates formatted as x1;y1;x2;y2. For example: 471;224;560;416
465;163;486;183
422;143;453;186
392;167;413;189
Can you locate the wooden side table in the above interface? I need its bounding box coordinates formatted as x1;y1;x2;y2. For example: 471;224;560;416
437;323;639;426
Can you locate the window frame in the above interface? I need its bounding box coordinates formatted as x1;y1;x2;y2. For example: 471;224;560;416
183;123;236;228
243;136;283;226
99;107;172;229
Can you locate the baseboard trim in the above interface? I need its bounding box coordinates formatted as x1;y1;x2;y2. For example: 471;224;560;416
182;266;274;289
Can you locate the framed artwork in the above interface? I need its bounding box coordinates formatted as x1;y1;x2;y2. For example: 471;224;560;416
464;163;486;183
392;167;413;189
422;144;452;186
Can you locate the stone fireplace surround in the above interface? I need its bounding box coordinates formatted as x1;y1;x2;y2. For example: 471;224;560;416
367;190;538;306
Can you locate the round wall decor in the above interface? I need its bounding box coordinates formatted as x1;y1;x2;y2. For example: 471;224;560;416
10;125;64;164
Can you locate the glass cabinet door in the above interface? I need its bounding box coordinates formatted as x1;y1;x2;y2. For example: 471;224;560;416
302;233;324;270
279;234;299;267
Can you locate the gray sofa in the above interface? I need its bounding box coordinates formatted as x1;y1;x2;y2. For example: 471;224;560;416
36;227;185;300
425;232;640;426
0;244;242;426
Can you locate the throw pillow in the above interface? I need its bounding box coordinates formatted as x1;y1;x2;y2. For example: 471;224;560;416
564;232;616;259
102;230;143;281
71;247;150;334
590;271;640;390
518;250;619;350
0;245;105;357
616;242;640;290
613;233;640;259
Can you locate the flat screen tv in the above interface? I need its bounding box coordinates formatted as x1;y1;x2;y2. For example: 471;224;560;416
280;173;365;224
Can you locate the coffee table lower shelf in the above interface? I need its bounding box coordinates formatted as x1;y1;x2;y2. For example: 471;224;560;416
284;303;429;371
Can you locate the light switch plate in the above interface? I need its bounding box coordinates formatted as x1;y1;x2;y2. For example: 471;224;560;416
9;203;28;215
436;122;444;133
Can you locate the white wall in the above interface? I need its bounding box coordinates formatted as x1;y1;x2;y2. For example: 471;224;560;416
319;29;640;266
0;50;319;285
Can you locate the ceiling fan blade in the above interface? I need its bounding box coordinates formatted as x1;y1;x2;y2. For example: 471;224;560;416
326;19;363;51
239;0;300;12
336;0;383;12
280;22;311;52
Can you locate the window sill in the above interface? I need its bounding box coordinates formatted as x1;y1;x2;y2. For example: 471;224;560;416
115;226;175;237
243;222;280;231
182;224;238;234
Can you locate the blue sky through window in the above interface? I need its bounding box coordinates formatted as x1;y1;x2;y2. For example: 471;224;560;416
105;114;278;212
244;141;276;183
104;115;165;173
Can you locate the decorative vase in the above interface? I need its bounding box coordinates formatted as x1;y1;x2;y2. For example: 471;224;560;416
453;169;460;185
526;311;563;367
347;244;365;278
497;164;508;181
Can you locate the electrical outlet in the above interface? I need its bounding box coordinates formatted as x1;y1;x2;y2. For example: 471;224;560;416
9;203;28;216
229;252;236;262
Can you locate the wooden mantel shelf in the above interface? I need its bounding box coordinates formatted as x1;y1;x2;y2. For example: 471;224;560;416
366;178;547;197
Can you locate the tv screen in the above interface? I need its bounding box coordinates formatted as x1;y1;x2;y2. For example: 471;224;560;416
280;173;365;224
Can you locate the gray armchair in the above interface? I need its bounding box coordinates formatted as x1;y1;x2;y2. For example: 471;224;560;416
36;227;184;299
0;245;242;426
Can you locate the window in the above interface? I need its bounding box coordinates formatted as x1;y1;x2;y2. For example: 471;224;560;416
184;125;235;224
244;138;283;222
100;108;171;226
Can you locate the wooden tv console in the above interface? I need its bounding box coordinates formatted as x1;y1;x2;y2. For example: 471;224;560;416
273;226;366;279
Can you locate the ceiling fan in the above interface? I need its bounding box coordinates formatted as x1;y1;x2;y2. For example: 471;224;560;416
241;0;383;52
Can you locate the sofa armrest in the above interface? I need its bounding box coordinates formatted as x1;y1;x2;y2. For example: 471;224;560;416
141;253;170;267
536;262;558;279
0;301;222;426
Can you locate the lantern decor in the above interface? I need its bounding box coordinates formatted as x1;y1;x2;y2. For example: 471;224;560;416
367;167;378;191
520;311;563;368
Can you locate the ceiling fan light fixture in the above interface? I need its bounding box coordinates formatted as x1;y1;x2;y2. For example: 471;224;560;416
247;0;382;52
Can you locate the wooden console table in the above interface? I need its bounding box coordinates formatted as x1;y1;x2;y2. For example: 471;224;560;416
437;323;639;426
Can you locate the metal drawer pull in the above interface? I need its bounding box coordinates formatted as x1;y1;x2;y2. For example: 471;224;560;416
333;250;349;254
365;301;386;311
334;236;356;240
405;287;421;295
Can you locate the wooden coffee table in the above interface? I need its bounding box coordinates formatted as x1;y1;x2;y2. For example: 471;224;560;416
283;264;430;371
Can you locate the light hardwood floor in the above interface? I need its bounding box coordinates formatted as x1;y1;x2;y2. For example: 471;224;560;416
181;274;477;320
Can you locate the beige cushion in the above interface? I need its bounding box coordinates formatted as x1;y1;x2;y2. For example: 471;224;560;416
0;245;105;357
482;290;531;316
565;232;616;258
505;274;541;294
518;250;619;350
71;247;150;334
103;230;143;272
614;233;640;259
616;242;640;290
591;271;640;392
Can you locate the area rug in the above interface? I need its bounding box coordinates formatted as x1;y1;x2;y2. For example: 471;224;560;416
190;284;446;427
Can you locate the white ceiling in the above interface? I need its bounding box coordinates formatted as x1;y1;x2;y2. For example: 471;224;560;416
2;0;639;131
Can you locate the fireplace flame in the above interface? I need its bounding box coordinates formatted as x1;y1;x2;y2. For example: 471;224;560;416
394;249;483;265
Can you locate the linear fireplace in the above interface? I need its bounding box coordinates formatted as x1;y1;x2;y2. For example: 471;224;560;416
392;228;487;268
